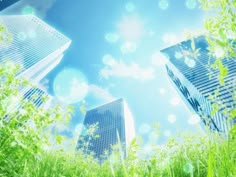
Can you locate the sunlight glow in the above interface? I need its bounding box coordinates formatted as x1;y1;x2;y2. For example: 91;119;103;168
102;54;116;66
188;114;200;125
53;68;88;104
214;46;225;58
21;5;35;15
226;30;236;39
19;108;27;116
163;129;171;137
17;32;27;41
148;131;159;143
143;144;153;156
158;0;169;10
120;42;137;54
162;33;178;45
17;30;36;41
148;29;155;37
117;15;144;42
53;123;69;133
159;88;166;94
170;97;181;106
185;0;197;9
183;162;194;174
28;30;37;38
175;51;183;59
184;57;196;68
167;114;177;123
105;32;119;43
139;123;151;135
125;2;136;12
3;95;20;113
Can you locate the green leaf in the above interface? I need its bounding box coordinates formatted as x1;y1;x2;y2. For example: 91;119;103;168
211;103;219;116
56;135;63;144
0;25;6;32
231;109;236;118
219;29;227;42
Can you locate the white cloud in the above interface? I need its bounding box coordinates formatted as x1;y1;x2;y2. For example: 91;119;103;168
88;84;115;102
117;15;145;42
69;78;89;102
167;114;177;123
102;54;116;66
162;33;178;45
100;54;155;80
120;42;137;54
151;51;169;66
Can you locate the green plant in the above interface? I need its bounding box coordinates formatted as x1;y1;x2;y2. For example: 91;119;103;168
0;61;73;176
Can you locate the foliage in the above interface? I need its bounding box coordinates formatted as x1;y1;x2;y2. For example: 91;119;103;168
0;61;73;176
0;24;12;44
199;0;236;85
19;132;236;177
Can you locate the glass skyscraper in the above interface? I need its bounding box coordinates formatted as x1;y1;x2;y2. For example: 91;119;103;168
0;15;70;116
161;36;235;134
0;14;71;83
77;98;136;160
0;0;20;11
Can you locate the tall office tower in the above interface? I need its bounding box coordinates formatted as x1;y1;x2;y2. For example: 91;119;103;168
161;36;236;134
0;15;71;83
77;98;136;160
0;0;20;11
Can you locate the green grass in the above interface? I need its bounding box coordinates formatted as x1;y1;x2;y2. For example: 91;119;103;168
1;130;235;177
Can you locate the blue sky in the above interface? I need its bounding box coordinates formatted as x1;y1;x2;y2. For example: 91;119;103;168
2;0;207;144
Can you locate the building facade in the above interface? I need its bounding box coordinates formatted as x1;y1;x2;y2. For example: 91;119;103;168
0;15;71;83
0;15;70;117
77;98;136;160
161;36;236;134
0;0;20;11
